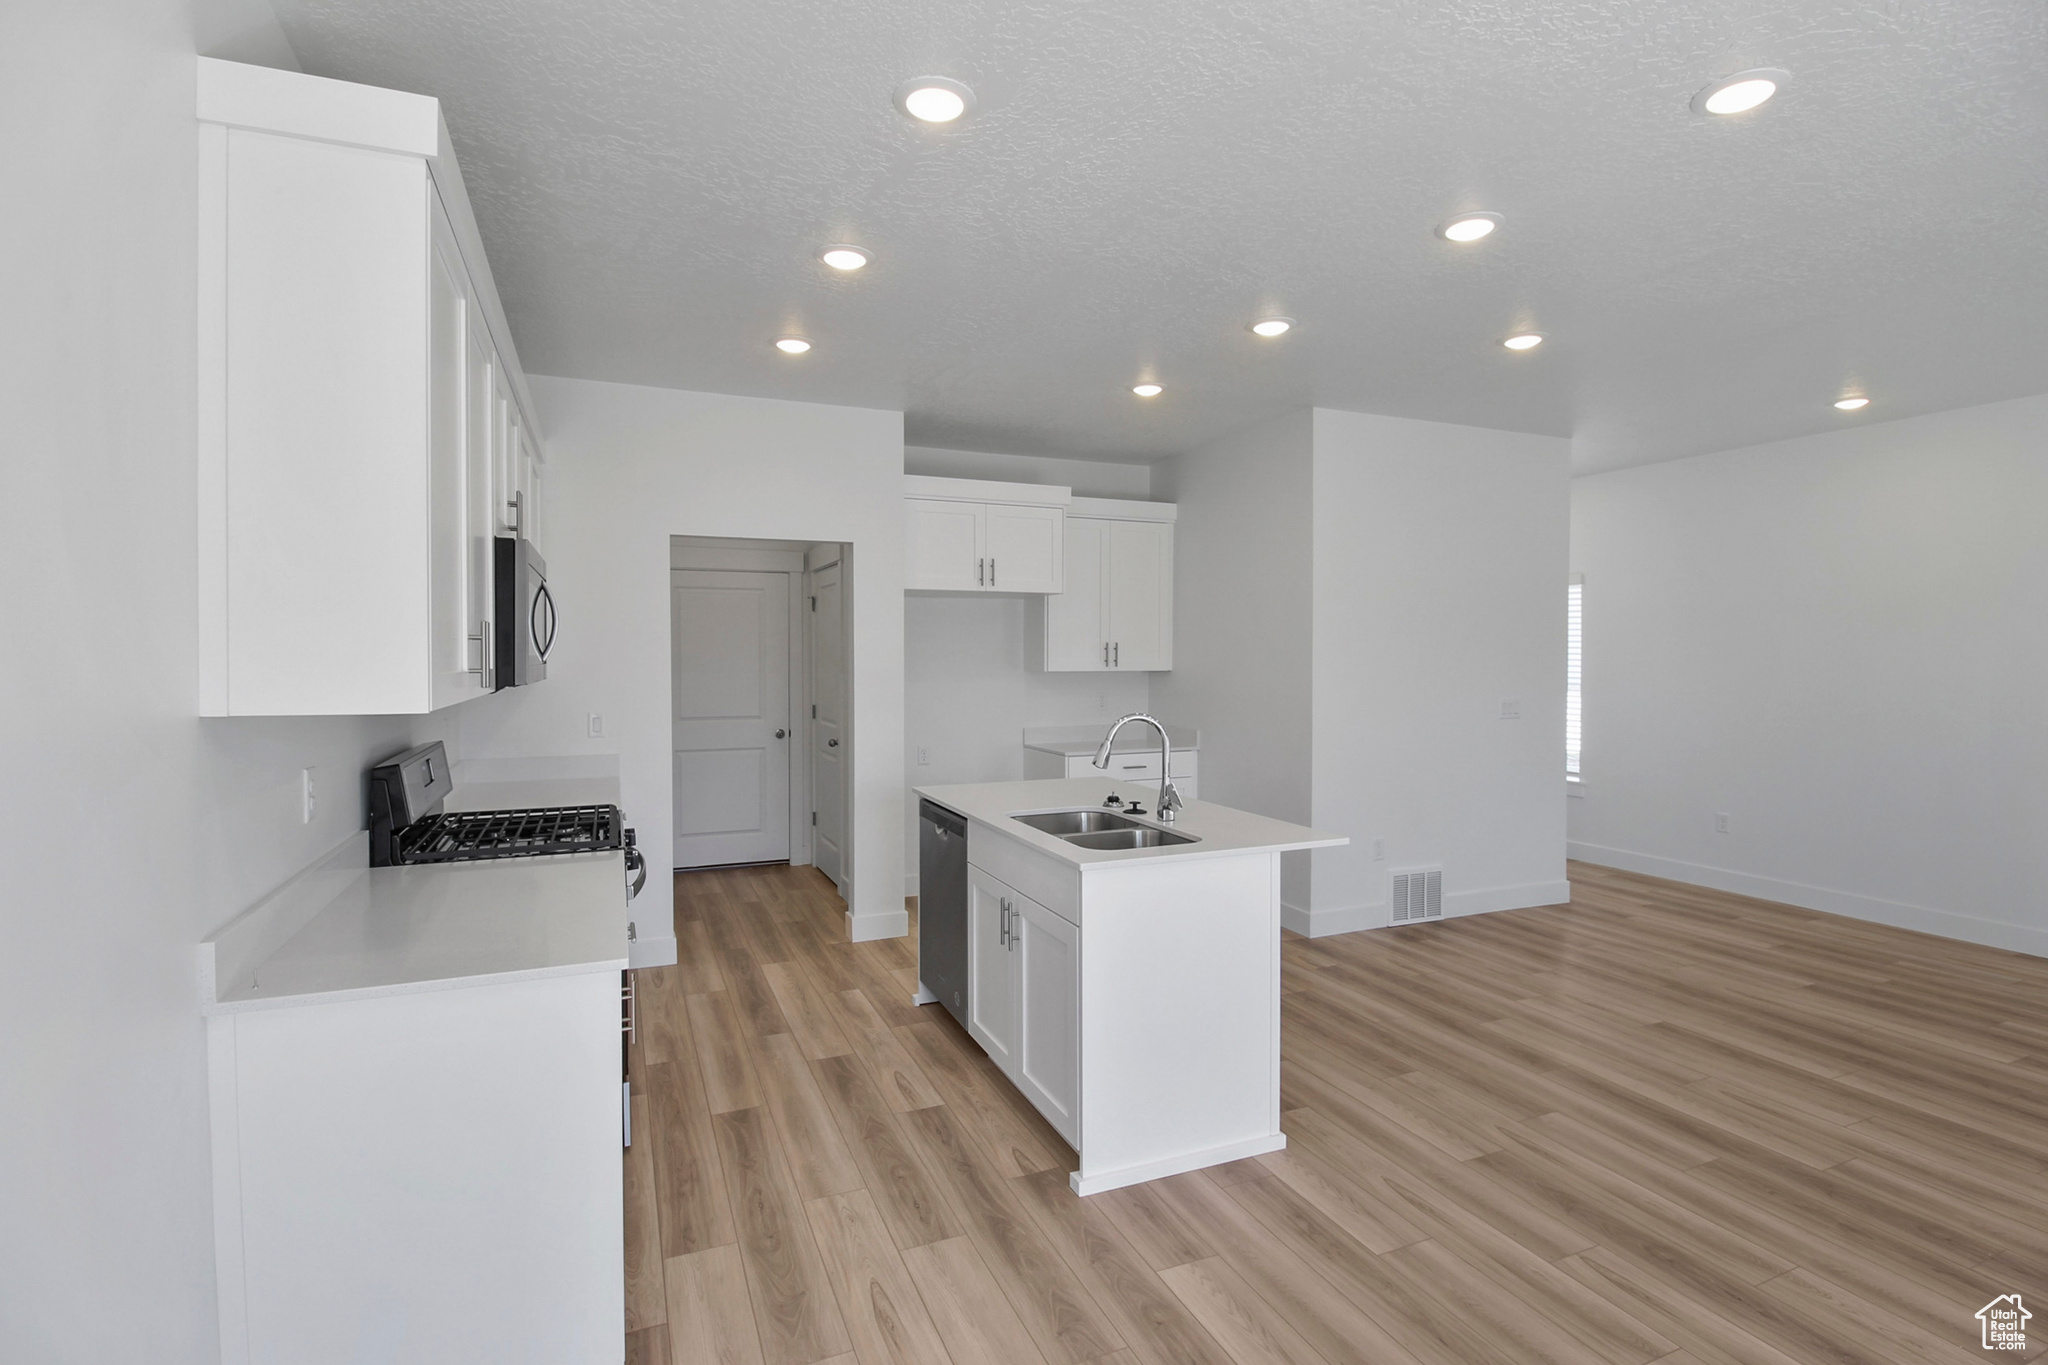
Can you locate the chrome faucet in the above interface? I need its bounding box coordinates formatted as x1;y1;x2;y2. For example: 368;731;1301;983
1093;713;1183;823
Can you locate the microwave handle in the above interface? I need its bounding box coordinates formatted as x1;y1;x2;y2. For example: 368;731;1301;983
532;580;558;661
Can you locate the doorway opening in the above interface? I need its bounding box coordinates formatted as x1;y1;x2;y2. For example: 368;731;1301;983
668;537;851;896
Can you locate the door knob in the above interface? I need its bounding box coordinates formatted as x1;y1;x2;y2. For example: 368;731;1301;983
774;729;787;738
828;738;839;747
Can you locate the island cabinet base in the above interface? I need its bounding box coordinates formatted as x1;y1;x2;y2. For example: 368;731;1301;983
1071;849;1285;1195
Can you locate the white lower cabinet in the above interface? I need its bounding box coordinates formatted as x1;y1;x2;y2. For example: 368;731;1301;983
966;865;1080;1146
207;972;623;1364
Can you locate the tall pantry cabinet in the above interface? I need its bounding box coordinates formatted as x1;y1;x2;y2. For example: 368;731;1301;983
197;58;546;716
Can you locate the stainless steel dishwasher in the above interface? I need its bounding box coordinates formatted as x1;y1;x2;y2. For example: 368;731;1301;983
918;799;969;1028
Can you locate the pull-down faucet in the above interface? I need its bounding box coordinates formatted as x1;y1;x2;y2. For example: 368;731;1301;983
1093;713;1183;823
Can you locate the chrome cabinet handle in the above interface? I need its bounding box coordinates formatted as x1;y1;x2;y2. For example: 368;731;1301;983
978;557;985;586
1113;641;1119;666
508;489;523;535
1103;641;1109;666
468;618;493;686
997;898;1009;947
990;558;995;586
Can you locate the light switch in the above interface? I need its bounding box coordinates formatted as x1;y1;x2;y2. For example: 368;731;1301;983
587;713;605;738
300;767;316;825
1715;811;1730;834
1500;699;1522;720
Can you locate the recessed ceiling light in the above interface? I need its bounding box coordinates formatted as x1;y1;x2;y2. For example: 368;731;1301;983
1437;212;1503;243
1691;68;1788;116
1834;395;1869;410
774;337;812;354
1249;317;1294;338
819;245;869;271
1131;383;1163;398
1502;333;1545;351
894;77;974;124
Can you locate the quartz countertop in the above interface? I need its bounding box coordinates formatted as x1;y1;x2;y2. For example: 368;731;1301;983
914;777;1343;868
1021;724;1199;757
201;839;629;1015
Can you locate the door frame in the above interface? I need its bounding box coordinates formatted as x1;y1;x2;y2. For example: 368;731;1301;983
804;543;850;894
668;541;811;868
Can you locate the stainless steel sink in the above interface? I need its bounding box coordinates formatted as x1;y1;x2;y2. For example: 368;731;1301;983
1011;808;1146;836
1061;827;1200;850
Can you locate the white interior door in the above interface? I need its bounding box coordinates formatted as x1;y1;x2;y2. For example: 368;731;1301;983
670;569;792;868
808;559;847;889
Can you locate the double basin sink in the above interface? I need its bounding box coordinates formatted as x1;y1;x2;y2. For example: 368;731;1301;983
1010;807;1200;850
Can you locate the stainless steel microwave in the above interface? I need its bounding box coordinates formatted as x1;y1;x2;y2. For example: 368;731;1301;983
493;536;553;688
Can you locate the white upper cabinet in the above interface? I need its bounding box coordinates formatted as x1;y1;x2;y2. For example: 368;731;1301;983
197;59;544;716
1038;499;1176;671
904;476;1067;594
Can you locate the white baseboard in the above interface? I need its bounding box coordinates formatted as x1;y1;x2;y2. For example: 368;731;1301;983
1069;1131;1287;1197
1283;880;1572;939
847;907;910;943
1568;840;2048;960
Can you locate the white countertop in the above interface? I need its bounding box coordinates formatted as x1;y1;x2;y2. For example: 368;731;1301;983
914;777;1345;868
1021;724;1199;757
202;825;630;1016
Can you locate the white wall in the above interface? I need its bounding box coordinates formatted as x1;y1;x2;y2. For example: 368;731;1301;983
447;376;910;939
1569;393;2048;956
903;595;1152;881
906;444;1152;498
0;4;442;1359
1149;411;1316;835
1306;410;1572;933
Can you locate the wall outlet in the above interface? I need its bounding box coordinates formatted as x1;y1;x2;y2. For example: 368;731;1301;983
916;746;930;766
299;767;316;825
1500;698;1522;720
587;713;605;738
1372;838;1385;862
1096;692;1107;712
1715;811;1730;834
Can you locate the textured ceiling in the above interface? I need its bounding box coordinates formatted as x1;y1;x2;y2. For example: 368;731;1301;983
269;0;2048;472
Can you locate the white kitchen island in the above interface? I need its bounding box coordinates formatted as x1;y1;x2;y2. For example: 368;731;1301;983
913;777;1343;1195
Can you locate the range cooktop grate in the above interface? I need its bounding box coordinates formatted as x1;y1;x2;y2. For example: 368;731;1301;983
393;804;623;863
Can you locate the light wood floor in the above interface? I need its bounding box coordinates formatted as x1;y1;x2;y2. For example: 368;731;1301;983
625;859;2048;1365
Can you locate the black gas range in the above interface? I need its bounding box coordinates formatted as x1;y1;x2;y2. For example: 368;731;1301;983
366;742;645;900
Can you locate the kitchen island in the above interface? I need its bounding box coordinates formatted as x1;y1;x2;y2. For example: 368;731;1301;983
913;776;1343;1195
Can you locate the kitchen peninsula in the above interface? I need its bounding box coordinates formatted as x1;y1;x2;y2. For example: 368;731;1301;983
912;776;1343;1195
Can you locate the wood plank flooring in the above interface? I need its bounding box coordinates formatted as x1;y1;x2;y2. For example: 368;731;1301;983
626;859;2048;1365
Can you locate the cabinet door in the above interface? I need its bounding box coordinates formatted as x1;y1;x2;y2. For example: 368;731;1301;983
461;302;498;693
984;503;1064;593
906;499;985;591
1106;519;1172;670
1013;894;1080;1145
1043;518;1107;670
966;867;1017;1071
493;376;520;537
428;208;484;710
515;425;541;548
